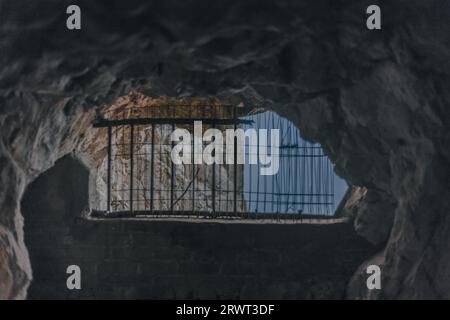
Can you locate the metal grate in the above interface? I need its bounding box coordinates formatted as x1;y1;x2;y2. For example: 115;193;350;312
93;107;335;219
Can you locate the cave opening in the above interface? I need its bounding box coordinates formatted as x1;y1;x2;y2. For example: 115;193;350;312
91;94;348;221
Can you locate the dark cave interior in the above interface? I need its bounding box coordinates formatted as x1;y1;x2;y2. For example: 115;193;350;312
1;0;450;299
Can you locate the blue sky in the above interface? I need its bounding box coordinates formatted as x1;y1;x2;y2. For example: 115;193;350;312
240;111;348;215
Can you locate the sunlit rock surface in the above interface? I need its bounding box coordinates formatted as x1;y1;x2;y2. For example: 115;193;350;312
0;0;449;299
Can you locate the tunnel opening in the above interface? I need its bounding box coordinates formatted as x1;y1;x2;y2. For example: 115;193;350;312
90;93;347;221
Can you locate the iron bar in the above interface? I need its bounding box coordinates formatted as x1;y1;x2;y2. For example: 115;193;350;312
170;123;175;214
212;121;216;216
233;107;238;215
130;124;134;212
107;126;112;212
94;118;252;128
150;124;155;212
192;122;196;215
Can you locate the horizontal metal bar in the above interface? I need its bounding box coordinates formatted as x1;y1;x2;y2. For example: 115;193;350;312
111;152;328;158
93;117;253;127
91;209;336;220
118;104;236;108
111;188;334;197
110;200;334;206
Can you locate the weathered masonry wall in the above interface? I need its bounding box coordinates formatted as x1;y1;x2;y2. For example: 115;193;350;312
22;156;374;299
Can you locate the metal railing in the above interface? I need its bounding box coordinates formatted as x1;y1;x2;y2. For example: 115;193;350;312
93;108;335;220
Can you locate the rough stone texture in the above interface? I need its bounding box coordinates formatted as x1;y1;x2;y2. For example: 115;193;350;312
353;189;395;247
23;155;373;299
0;245;13;299
0;0;450;299
336;186;395;246
335;186;366;220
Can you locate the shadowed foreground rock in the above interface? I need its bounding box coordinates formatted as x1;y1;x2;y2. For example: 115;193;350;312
22;156;373;299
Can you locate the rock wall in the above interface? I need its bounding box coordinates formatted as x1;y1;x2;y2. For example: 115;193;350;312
0;0;450;299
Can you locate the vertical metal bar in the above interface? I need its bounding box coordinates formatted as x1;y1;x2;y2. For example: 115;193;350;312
150;124;155;212
192;122;195;215
226;140;230;213
233;107;238;216
170;123;175;214
248;129;252;218
217;124;222;214
212;121;216;216
331;160;335;215
130;124;134;213
263;112;268;213
256;130;260;216
159;125;163;212
271;114;276;214
107;126;112;212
